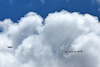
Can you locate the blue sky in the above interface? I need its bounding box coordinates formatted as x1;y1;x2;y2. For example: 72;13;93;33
0;0;100;22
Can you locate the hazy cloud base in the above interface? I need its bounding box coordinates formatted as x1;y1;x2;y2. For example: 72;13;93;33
0;10;100;67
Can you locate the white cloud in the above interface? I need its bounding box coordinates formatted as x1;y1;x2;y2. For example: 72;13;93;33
7;12;43;49
91;0;100;5
66;0;69;3
0;10;100;67
96;0;100;4
98;8;100;11
10;0;13;5
40;0;45;3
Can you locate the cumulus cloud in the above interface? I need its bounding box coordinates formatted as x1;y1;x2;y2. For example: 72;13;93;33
0;10;100;67
7;12;43;48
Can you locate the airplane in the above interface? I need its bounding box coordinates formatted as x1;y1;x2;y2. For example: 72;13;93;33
65;50;83;53
7;46;13;48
